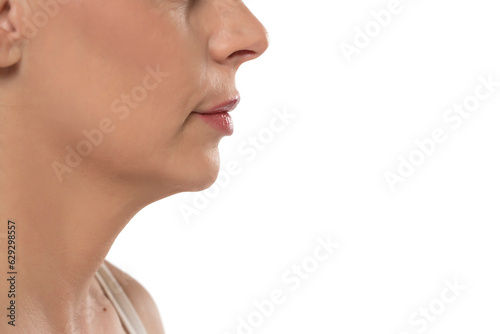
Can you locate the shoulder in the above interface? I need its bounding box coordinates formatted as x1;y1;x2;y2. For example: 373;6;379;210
104;260;165;334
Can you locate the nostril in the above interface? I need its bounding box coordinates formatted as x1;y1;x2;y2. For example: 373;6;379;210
228;50;257;59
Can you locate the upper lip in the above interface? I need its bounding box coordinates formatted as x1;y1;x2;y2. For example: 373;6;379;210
193;97;241;114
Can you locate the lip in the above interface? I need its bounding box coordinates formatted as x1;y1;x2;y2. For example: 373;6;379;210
192;97;240;135
194;97;240;115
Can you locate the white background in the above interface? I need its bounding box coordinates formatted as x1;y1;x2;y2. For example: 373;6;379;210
108;0;500;333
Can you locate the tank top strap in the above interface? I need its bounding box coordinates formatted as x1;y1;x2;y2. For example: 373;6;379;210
95;262;149;334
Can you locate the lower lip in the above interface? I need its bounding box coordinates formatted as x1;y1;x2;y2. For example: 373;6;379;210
194;112;234;135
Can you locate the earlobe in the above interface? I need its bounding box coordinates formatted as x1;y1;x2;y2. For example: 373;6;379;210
0;0;26;68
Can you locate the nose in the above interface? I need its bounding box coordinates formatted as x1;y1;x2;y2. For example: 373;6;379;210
208;2;269;68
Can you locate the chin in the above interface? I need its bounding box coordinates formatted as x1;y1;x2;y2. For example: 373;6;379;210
185;152;221;192
148;146;221;195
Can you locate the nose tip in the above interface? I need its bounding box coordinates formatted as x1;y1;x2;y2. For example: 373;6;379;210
209;3;269;67
242;26;269;61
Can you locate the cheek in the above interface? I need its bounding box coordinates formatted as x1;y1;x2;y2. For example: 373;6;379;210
27;1;204;143
28;0;200;126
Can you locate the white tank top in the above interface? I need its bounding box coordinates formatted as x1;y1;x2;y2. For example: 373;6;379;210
95;263;149;334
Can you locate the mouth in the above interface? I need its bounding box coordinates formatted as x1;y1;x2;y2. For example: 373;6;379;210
192;97;240;135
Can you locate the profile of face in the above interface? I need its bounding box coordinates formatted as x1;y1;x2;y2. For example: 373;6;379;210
1;0;268;198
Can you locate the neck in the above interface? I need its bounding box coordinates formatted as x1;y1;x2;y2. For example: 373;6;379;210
0;108;154;332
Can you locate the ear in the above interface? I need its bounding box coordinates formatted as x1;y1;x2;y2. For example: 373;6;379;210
0;0;26;68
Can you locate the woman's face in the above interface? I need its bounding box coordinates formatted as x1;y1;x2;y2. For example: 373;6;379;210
18;0;268;193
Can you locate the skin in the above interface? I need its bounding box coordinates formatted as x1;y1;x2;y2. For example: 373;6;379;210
0;0;268;333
